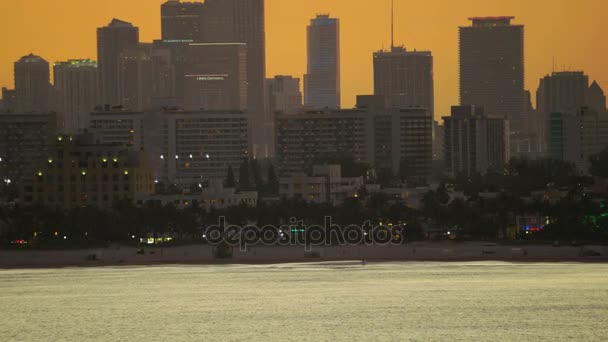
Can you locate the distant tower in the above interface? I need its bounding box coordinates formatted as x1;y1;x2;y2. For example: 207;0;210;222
14;54;51;113
97;19;139;106
459;17;524;133
53;59;99;133
444;105;510;176
161;0;205;43
536;71;589;115
587;81;606;113
373;47;434;113
183;43;248;111
203;0;267;155
266;76;303;115
304;14;341;109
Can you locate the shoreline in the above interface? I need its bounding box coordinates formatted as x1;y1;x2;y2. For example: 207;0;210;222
1;242;607;269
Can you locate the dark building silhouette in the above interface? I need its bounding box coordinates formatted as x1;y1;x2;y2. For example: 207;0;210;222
1;88;17;112
459;17;524;133
588;81;606;114
14;54;51;113
304;14;340;110
537;71;589;115
203;0;267;155
183;43;248;111
266;75;302;115
161;0;205;43
0;113;57;184
444;105;510;176
97;19;140;106
53;59;99;133
275;108;432;179
373;46;434;113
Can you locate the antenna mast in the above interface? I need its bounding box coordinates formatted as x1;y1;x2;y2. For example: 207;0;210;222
391;0;394;50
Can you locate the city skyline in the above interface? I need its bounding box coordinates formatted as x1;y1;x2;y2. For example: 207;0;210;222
0;0;606;117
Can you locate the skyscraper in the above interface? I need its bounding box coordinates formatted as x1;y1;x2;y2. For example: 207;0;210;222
373;46;434;113
161;0;205;43
304;14;340;110
266;76;303;115
53;59;99;133
459;17;524;133
118;46;153;112
536;71;589;115
14;54;51;113
587;81;606;114
183;43;248;111
444;105;510;176
203;0;267;155
97;19;139;106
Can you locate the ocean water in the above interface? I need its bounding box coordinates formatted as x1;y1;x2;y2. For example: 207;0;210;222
0;262;607;341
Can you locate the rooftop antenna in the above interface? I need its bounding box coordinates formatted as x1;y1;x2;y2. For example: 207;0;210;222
391;0;395;50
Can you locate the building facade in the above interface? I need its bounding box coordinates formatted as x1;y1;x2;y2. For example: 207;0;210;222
266;76;303;115
14;54;51;113
161;0;205;43
183;43;248;111
53;59;99;133
459;17;524;133
444;105;510;176
588;81;607;114
0;113;57;184
159;110;249;185
304;14;340;109
97;19;140;106
547;108;608;172
373;46;434;114
18;134;154;209
279;164;367;205
203;0;267;156
537;71;589;116
275;108;432;179
88;109;146;151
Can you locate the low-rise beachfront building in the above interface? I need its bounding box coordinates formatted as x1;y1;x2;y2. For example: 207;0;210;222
136;180;257;210
17;134;155;209
279;164;379;205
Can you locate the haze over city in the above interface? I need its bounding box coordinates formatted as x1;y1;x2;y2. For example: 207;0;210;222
1;0;607;115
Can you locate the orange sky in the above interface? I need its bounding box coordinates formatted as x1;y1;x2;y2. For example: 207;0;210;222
0;0;606;116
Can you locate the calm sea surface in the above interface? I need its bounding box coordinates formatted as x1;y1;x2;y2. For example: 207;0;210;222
0;262;607;341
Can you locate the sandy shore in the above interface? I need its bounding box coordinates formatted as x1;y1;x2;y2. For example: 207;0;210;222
1;242;607;268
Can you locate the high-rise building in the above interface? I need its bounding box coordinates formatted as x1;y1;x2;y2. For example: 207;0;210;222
443;105;510;176
275;108;432;179
587;81;606;114
118;44;155;112
547;108;608;172
304;14;340;110
14;54;51;113
432;120;444;162
373;46;434;113
161;0;205;43
459;17;524;133
159;110;249;185
266;76;302;115
0;113;57;184
53;59;99;133
203;0;267;155
183;43;248;111
97;19;140;106
536;71;589;115
88;109;146;151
